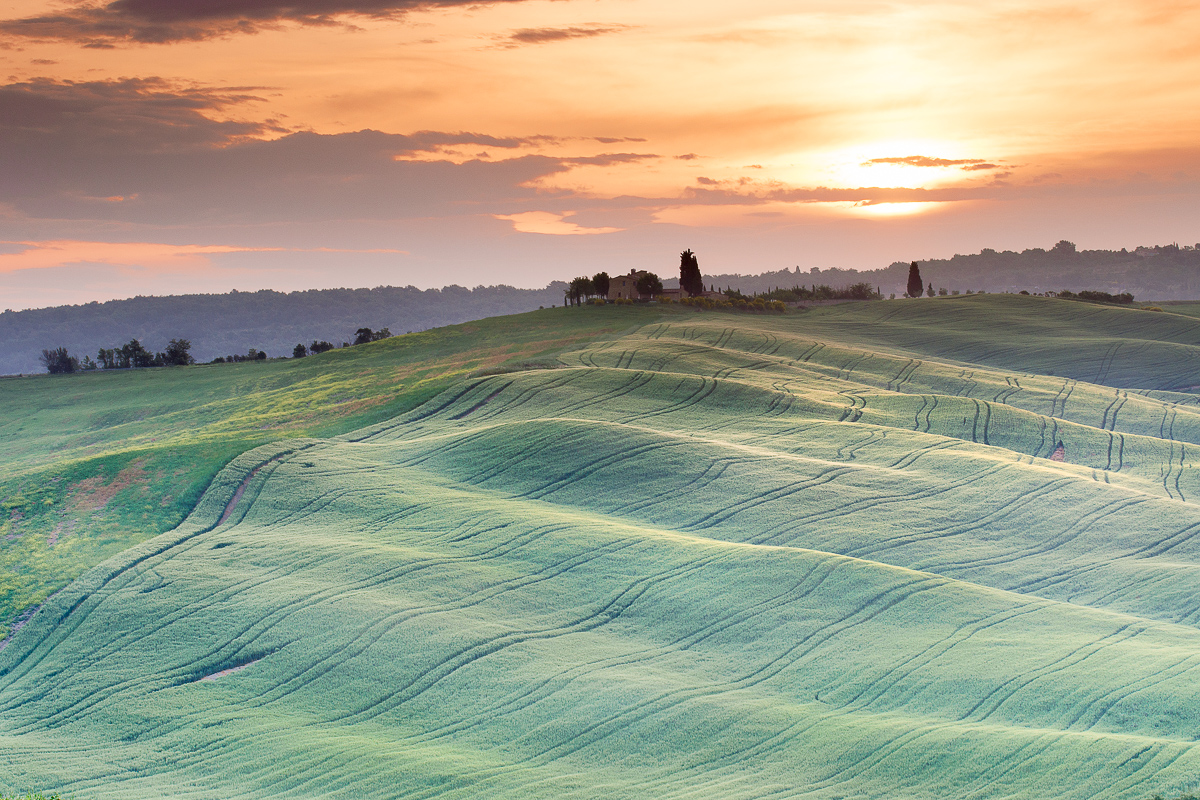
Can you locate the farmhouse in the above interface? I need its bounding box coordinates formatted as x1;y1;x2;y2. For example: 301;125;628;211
606;270;727;301
608;270;645;300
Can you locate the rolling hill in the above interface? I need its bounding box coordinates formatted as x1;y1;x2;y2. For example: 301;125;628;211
5;294;1200;799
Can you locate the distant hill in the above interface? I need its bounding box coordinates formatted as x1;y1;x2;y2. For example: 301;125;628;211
0;282;568;375
668;241;1200;299
9;241;1200;374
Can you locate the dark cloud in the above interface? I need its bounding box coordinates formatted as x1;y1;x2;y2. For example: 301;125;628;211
501;24;629;47
0;77;657;226
0;0;538;45
674;153;699;161
0;77;271;153
864;155;994;168
593;136;646;144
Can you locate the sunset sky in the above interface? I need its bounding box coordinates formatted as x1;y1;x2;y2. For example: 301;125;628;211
1;0;1199;308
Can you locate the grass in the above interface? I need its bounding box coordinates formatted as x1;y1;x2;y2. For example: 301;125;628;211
5;295;1200;798
0;304;667;636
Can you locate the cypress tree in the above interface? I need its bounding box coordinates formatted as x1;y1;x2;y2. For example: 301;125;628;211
906;261;923;298
680;249;704;297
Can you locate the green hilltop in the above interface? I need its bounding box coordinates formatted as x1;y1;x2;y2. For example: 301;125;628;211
5;294;1200;799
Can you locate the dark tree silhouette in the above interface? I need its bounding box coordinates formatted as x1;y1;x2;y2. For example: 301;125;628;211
39;347;77;374
568;276;594;306
118;339;153;368
906;262;924;298
293;343;308;358
163;338;194;366
679;249;704;297
354;327;375;345
926;282;935;297
310;340;335;354
635;272;664;298
592;272;611;300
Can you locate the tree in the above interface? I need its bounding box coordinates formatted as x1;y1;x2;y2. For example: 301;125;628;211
926;282;935;297
592;272;611;299
568;276;594;306
118;339;152;368
906;262;923;298
293;343;308;358
372;327;392;341
354;327;375;345
679;249;704;297
1051;240;1077;257
635;272;664;298
310;340;334;354
39;347;77;374
163;338;193;366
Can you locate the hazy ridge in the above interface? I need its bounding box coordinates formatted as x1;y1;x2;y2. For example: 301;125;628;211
7;243;1199;376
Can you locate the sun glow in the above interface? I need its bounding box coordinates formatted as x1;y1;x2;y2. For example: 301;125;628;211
817;140;998;189
847;201;945;217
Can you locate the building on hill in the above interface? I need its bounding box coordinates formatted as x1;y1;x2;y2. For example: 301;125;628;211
608;270;726;302
608;270;646;300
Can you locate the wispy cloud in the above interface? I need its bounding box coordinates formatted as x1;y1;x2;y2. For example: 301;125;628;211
0;240;406;273
0;0;542;45
492;211;622;235
500;24;631;48
863;155;999;170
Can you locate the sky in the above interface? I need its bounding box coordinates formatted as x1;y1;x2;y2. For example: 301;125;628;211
1;0;1199;308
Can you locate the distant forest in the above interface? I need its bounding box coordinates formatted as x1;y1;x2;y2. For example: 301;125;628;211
669;241;1200;299
0;283;566;376
6;241;1198;375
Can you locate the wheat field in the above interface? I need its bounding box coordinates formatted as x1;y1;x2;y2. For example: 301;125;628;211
5;295;1200;798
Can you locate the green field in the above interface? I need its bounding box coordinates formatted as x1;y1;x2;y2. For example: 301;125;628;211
5;294;1200;798
0;306;660;633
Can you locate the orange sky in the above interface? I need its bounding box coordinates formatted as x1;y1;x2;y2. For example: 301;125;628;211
1;0;1198;307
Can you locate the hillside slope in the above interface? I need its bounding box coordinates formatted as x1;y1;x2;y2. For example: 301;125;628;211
0;307;662;635
5;296;1200;798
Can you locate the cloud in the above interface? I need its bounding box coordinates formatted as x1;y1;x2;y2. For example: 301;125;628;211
0;0;540;45
0;77;272;154
864;155;995;168
0;77;660;228
500;24;630;47
492;211;623;235
0;239;405;273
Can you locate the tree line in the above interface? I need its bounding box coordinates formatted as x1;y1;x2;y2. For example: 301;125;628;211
2;282;567;375
40;338;196;373
748;282;882;302
38;326;396;374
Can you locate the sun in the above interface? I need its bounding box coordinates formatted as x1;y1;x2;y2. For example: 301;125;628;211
817;139;985;190
850;201;944;217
